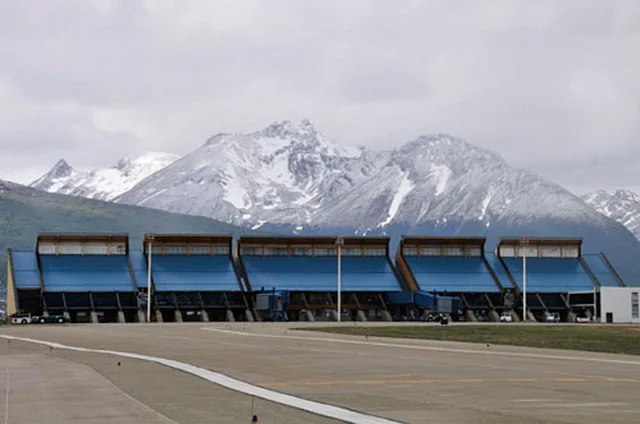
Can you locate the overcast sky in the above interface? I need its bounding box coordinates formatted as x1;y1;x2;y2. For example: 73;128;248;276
1;0;639;194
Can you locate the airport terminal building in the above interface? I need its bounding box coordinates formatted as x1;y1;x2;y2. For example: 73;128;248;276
5;233;633;323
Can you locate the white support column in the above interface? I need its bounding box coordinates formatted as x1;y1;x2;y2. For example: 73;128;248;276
146;236;154;324
522;236;528;322
336;237;344;323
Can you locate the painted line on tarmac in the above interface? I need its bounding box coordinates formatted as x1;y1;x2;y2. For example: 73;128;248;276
3;366;9;424
204;328;640;366
0;335;401;424
256;376;639;388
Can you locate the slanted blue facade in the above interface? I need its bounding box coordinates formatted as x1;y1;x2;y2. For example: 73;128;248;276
484;253;517;289
11;251;41;289
581;255;620;287
404;257;501;292
242;256;402;292
129;250;149;289
151;255;239;292
40;255;135;292
501;258;595;292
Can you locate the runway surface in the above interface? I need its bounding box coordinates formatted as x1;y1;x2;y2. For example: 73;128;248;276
1;322;639;423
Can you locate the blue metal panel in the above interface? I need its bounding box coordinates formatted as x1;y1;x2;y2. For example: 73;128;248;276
501;258;594;292
129;250;149;289
386;291;414;305
242;256;402;292
414;291;437;309
485;252;518;289
581;255;619;287
151;255;239;292
405;257;500;292
40;255;135;292
11;251;41;289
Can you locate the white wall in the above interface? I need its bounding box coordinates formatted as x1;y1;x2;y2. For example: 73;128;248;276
600;287;640;324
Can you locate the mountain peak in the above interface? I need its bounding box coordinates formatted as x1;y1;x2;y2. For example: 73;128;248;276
259;118;317;139
51;158;74;176
30;152;177;201
582;189;640;239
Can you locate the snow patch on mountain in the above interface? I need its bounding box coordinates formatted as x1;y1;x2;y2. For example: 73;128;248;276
379;172;414;227
31;152;179;201
31;120;616;239
430;164;451;196
116;119;388;226
582;189;640;239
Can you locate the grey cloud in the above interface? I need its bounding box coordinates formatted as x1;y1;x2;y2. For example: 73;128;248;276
0;0;639;193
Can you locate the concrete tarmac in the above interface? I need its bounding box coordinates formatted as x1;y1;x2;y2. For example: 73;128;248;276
1;322;639;424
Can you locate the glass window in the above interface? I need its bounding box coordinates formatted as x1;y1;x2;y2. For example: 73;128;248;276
164;245;187;255
466;247;482;257
540;246;562;258
240;246;262;256
632;292;639;319
58;244;82;255
402;247;418;256
213;245;230;255
190;245;212;255
499;246;515;257
85;244;109;255
315;247;336;256
341;248;361;256
562;246;579;258
363;248;385;256
291;247;312;256
38;244;56;255
516;246;538;258
151;245;162;255
443;247;464;256
264;247;288;256
420;247;441;256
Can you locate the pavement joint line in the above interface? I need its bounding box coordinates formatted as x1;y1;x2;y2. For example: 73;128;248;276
202;328;640;366
0;334;402;424
256;376;639;388
3;366;8;424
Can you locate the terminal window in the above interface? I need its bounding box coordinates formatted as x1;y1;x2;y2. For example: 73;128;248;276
632;292;639;319
213;245;230;255
315;248;336;256
291;247;313;256
402;247;418;256
190;245;212;255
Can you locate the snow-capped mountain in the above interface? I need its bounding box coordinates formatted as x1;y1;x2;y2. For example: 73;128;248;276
25;119;640;283
582;189;640;239
31;152;179;201
311;134;606;231
114;123;607;232
115;119;389;227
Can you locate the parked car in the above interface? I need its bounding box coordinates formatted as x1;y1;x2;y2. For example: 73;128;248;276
544;313;560;323
31;315;69;324
500;312;513;323
10;313;32;324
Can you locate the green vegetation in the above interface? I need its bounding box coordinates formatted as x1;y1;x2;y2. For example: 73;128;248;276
303;325;640;356
0;181;256;296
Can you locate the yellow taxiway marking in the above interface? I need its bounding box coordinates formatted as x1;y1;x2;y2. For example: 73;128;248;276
258;376;640;388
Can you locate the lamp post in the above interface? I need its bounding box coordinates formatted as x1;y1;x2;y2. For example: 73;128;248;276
521;236;528;322
336;237;344;322
146;234;154;323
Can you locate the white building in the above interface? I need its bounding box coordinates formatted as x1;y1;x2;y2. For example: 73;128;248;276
599;287;640;324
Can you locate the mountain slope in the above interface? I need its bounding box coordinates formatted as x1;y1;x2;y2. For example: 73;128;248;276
31;152;179;201
582;190;640;239
116;119;388;226
0;180;256;308
27;120;640;284
312;134;606;230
